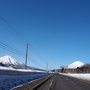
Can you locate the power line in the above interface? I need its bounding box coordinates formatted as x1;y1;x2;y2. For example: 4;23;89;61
30;44;47;63
0;42;46;69
0;24;22;41
31;59;46;69
0;42;24;59
0;16;47;69
0;42;24;55
0;44;24;59
0;16;29;67
0;16;47;62
0;16;26;43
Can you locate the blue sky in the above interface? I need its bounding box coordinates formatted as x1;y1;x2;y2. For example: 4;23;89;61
0;0;90;69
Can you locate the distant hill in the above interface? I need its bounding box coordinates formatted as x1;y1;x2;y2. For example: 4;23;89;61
67;61;85;69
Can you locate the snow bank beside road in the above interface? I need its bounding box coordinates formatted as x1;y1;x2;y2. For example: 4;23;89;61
60;73;90;81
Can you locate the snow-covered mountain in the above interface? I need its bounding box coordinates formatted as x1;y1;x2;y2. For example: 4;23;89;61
67;61;85;69
0;56;25;69
0;56;45;71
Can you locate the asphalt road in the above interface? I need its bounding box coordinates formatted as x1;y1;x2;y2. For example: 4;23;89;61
49;74;90;90
12;74;90;90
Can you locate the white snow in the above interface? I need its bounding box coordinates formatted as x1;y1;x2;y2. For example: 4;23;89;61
15;69;44;72
0;66;44;73
0;56;44;72
67;61;84;69
0;56;17;65
61;73;90;81
0;55;24;67
0;66;14;70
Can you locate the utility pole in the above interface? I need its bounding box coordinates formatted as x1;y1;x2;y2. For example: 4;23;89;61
46;62;48;72
25;42;28;69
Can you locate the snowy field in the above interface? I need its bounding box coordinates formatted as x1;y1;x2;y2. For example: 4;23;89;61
0;66;45;75
0;66;44;72
0;73;51;90
60;73;90;81
0;66;44;73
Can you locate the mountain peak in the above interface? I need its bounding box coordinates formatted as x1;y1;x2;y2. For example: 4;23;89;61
2;55;12;59
67;61;84;69
3;55;11;58
0;55;25;69
0;55;17;65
